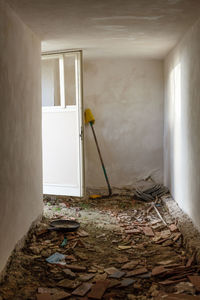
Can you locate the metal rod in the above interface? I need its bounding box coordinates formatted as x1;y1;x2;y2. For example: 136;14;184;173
152;204;167;226
90;122;112;196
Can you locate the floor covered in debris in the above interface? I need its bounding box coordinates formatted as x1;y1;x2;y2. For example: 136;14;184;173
1;192;200;300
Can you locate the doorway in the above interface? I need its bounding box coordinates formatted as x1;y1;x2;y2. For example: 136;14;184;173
41;50;84;197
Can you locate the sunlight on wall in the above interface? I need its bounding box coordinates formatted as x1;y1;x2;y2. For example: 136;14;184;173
169;62;182;202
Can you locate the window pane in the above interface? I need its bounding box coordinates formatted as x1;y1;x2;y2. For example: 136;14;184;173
42;58;60;107
64;54;76;106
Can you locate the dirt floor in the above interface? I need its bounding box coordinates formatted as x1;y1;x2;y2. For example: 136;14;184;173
0;194;200;300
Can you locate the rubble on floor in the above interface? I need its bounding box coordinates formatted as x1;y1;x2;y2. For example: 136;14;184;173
0;195;200;300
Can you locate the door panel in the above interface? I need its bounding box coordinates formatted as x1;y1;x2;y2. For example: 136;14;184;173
42;51;84;197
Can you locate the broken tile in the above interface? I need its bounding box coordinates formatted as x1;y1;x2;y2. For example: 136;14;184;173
108;279;120;288
79;273;95;282
120;278;135;287
152;266;167;276
188;276;200;292
57;279;80;289
169;224;178;232
157;260;173;266
121;260;140;270
72;283;93;297
142;227;154;237
126;267;148;277
63;268;76;279
93;273;107;282
52;291;71;300
104;267;118;275
109;270;125;279
88;280;110;299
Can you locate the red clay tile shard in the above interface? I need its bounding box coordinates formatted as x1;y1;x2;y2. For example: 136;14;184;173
188;276;200;291
72;283;93;297
142;227;154;237
126;267;148;277
65;264;86;271
152;266;167;276
88;280;109;299
36;294;52;300
121;260;140;270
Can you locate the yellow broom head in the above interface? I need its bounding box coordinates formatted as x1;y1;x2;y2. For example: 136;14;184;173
85;108;95;124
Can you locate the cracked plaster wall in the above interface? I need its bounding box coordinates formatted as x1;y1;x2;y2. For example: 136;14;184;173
84;57;164;189
0;0;43;273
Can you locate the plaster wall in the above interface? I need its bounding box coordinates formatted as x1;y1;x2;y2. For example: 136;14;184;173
0;0;43;273
84;58;164;189
164;18;200;229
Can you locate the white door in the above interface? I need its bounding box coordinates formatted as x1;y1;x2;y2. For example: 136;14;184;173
41;51;84;197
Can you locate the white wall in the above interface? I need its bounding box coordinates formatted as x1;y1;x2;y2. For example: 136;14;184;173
84;58;164;189
0;0;42;273
164;18;200;229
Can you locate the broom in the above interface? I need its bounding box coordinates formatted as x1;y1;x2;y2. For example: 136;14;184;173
85;108;112;198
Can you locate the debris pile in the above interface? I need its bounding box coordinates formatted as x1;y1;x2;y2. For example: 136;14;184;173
0;195;200;300
135;185;169;202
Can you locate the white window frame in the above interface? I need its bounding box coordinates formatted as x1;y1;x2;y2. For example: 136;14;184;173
42;52;79;113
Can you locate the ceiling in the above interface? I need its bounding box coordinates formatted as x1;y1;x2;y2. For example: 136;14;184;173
7;0;200;59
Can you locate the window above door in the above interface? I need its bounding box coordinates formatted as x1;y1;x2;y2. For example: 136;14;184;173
41;52;78;112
